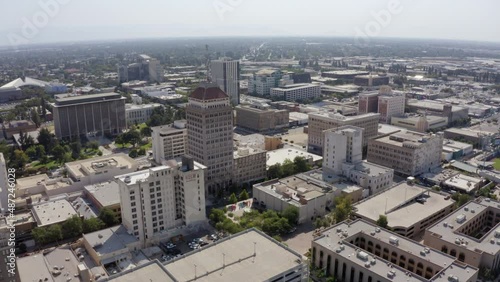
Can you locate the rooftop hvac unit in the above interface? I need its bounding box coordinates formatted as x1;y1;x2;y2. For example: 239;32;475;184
389;236;399;245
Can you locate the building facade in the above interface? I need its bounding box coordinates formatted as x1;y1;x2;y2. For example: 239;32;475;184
125;103;162;125
249;69;292;96
233;147;267;185
151;120;187;164
270;83;321;102
358;92;379;114
308;112;380;154
235;103;289;133
378;93;405;124
312;219;478;282
424;197;500;270
0;154;8;215
368;131;444;176
53;93;126;139
186;83;234;194
323;126;393;195
210;59;240;105
118;54;162;83
116;157;206;246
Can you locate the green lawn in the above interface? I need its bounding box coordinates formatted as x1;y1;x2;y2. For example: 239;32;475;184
31;160;59;170
493;158;500;170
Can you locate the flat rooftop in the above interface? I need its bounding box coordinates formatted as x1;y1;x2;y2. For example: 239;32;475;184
32;199;79;227
266;147;322;168
442;174;482;193
105;260;175;282
66;153;136;179
314;219;477;282
54;92;124;106
354;182;454;229
407;100;466;112
84;181;120;207
309;112;379;122
354;161;393;177
426;198;500;256
125;103;162;110
83;225;138;257
164;228;304;282
373;131;437;148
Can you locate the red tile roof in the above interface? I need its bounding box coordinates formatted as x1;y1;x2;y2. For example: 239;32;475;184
189;83;228;101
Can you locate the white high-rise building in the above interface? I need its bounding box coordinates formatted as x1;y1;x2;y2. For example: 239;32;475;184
210;59;240;105
116;156;206;246
151;120;187;164
0;154;8;214
323;126;363;175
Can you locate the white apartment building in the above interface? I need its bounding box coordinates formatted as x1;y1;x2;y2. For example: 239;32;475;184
125;103;162;125
151;120;187;164
378;93;405;124
323;126;393;195
270;83;321;102
323;126;363;175
116;157;206;246
210;59;240;105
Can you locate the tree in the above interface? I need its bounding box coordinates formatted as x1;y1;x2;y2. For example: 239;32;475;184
333;195;352;223
52;144;66;164
11;150;29;170
267;163;283;179
37;127;55;152
124;130;141;147
47;224;63;243
69;141;82;160
282;159;295;176
376;215;388;229
26;146;38;160
140;126;152;137
282;205;299;225
82;218;105;233
62;215;83;239
452;193;471;208
31;109;41;127
99;208;118;227
228;193;238;204
209;209;226;225
293;156;310;173
238;189;249;201
32;227;49;245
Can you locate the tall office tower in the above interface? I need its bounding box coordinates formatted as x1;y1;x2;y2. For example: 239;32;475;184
116;156;206;246
53;93;126;139
210;58;240;105
0;153;7;214
323;126;363;175
186;83;234;195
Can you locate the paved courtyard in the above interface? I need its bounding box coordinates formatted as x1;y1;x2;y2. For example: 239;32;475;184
282;222;315;256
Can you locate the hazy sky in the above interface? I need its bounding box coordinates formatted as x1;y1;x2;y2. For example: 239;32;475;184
0;0;499;46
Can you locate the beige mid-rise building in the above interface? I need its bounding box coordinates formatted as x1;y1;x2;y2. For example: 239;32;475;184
312;219;478;282
308;112;380;154
151;120;187;164
186;83;234;194
235;103;289;133
233;147;267;185
367;131;444;176
424;197;500;270
115;156;206;247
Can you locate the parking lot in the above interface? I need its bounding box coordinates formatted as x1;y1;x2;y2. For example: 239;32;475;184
282;222;315;256
159;231;223;262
